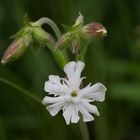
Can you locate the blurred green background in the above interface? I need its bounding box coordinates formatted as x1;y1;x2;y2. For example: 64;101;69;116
0;0;140;140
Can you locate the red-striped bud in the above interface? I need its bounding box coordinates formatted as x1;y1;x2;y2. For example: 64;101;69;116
1;34;32;65
82;22;107;39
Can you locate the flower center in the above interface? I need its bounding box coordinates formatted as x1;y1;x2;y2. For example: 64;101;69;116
71;91;77;97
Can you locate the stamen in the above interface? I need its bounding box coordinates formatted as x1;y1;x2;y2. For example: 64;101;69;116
71;91;77;97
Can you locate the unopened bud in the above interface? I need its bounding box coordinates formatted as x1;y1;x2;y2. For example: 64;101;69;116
55;32;72;49
55;32;81;53
1;34;32;65
82;22;107;39
71;39;81;53
56;14;107;54
32;27;54;44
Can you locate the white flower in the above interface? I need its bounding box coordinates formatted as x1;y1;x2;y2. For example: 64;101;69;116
42;61;107;125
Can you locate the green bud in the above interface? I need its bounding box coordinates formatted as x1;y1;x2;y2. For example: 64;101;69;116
55;33;81;53
1;15;58;64
55;32;72;49
1;34;32;65
55;13;84;53
71;39;81;53
56;13;107;54
32;27;55;44
55;12;88;53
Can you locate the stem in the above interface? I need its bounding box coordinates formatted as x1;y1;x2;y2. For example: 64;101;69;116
76;46;88;61
0;77;41;104
47;43;69;68
32;17;69;68
79;119;90;140
32;17;61;39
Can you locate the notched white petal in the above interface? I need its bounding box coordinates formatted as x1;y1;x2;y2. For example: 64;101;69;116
44;81;70;95
42;96;65;105
64;61;86;90
62;104;80;125
80;83;107;102
81;101;100;116
71;105;80;123
63;104;72;125
44;81;53;92
49;75;61;84
64;61;76;75
75;61;85;75
77;104;94;122
64;61;76;81
47;100;66;116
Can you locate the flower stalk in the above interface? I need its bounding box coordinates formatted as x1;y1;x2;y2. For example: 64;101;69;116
79;120;90;140
47;42;69;68
31;17;62;39
31;17;69;68
76;44;89;61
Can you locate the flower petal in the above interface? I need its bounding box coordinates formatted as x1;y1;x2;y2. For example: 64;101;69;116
71;105;80;123
47;100;66;116
81;100;100;116
64;61;78;89
74;61;85;88
80;83;106;102
77;103;94;122
63;104;72;125
49;75;61;85
62;104;80;125
42;96;65;105
44;81;70;96
64;61;76;82
75;61;85;80
63;61;85;90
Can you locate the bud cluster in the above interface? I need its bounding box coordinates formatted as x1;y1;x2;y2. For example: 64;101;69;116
1;13;107;65
1;17;54;65
56;13;107;53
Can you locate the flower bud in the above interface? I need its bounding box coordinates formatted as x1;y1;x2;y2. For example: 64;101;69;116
32;27;55;44
1;34;32;65
82;22;107;39
71;39;81;53
55;32;72;49
56;14;107;54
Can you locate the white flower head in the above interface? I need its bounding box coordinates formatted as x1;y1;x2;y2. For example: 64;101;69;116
42;61;107;125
